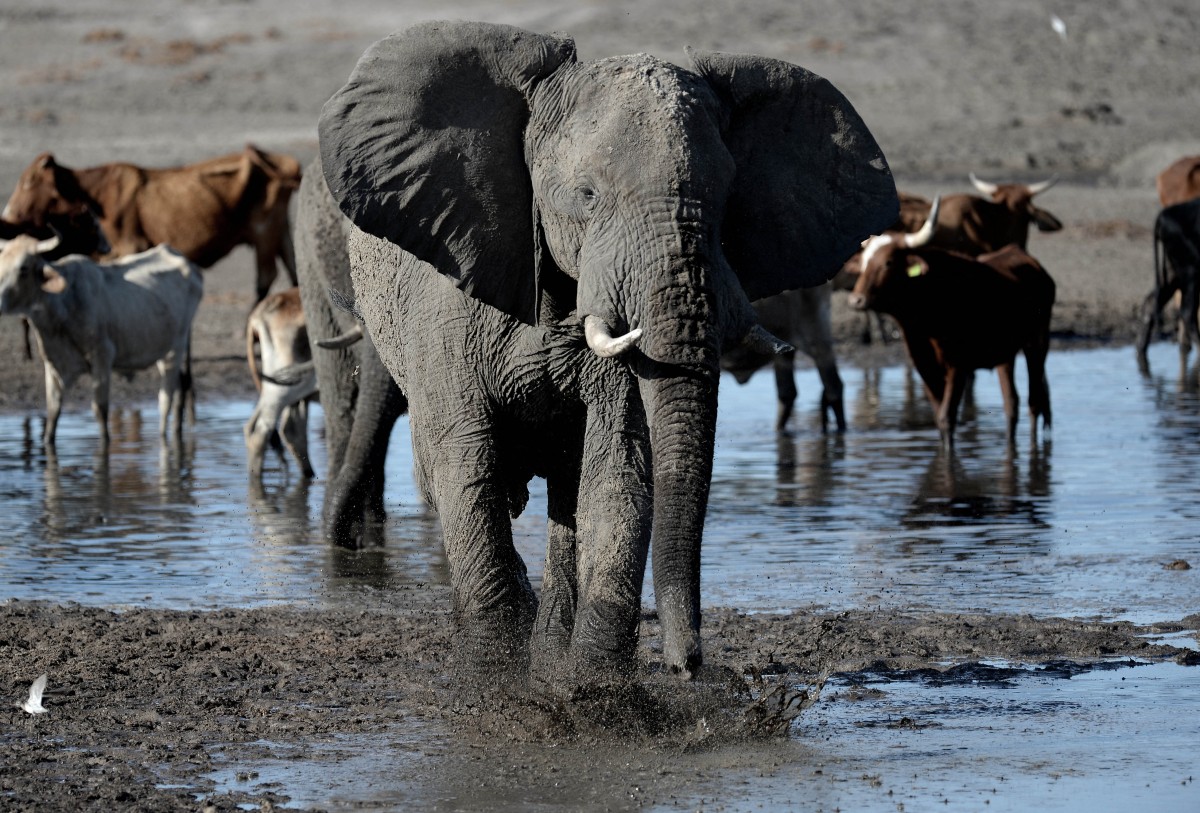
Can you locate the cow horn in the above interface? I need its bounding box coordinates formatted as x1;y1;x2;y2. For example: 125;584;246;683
969;173;999;196
741;324;794;356
34;235;61;255
316;325;363;350
904;195;941;248
584;315;643;358
1026;176;1058;196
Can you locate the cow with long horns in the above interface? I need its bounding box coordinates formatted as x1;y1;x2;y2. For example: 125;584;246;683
848;198;1056;449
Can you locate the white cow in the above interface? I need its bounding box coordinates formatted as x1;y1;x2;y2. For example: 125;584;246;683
0;235;203;445
244;286;317;480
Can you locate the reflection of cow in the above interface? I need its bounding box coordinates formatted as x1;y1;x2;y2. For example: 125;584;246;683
848;198;1055;449
1;144;301;303
0;235;203;446
722;283;845;432
1137;198;1200;367
244;287;317;480
1156;155;1200;208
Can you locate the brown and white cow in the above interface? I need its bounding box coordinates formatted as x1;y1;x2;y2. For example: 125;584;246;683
0;235;203;446
1156;155;1200;208
2;143;301;303
244;287;317;480
839;176;1061;344
848;198;1055;449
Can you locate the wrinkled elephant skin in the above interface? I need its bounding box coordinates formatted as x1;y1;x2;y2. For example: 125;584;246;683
294;163;408;548
318;21;898;684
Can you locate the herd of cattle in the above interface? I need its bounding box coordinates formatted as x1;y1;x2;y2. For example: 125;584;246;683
1;148;1198;468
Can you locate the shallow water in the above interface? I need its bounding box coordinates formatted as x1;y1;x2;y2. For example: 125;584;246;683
1;343;1196;624
2;343;1199;811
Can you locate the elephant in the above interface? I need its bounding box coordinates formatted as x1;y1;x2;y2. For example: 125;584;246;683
318;20;897;683
294;161;409;548
721;284;847;433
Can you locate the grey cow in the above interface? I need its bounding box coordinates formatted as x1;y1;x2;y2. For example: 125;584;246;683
0;235;203;446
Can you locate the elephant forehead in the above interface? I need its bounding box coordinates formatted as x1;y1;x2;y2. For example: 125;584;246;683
567;55;719;131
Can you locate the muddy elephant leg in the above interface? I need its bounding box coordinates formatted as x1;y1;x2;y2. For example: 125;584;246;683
566;400;653;679
531;456;581;680
323;343;407;547
434;438;538;682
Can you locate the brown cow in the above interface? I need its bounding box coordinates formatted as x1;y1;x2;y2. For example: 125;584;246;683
895;175;1063;254
1156;155;1200;208
2;143;301;303
840;176;1061;344
848;198;1055;449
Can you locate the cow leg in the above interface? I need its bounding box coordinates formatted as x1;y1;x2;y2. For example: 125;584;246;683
280;401;316;479
936;368;970;452
1023;339;1052;438
91;369;111;447
254;239;279;303
244;391;287;480
907;340;946;417
155;357;183;439
277;225;298;287
1179;278;1200;369
1138;284;1177;368
42;363;65;447
772;350;797;431
996;361;1019;444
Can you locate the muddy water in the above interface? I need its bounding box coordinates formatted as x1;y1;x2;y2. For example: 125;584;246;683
1;343;1198;811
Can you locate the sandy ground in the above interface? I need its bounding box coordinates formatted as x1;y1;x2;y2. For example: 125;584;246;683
2;1;1199;810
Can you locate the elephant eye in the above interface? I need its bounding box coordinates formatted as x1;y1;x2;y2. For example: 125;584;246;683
576;186;598;211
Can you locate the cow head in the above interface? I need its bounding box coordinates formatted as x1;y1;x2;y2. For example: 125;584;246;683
969;173;1063;233
847;196;941;312
3;153;102;227
0;235;66;316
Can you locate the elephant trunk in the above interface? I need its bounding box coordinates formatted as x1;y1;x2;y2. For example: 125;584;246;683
641;365;717;679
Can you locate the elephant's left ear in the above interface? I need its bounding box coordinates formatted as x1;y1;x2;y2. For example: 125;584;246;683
687;48;899;300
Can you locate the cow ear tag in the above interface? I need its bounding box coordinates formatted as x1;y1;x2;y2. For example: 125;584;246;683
907;262;924;278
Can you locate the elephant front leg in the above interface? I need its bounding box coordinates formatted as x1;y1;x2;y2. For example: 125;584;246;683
565;406;653;680
529;471;579;684
434;444;538;683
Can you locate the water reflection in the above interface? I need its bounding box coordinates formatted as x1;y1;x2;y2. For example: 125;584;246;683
0;345;1197;621
903;444;1051;531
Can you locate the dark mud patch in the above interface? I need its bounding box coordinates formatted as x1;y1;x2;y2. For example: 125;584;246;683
1;601;1193;811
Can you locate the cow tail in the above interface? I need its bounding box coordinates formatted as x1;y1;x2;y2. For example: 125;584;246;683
1154;213;1166;294
22;318;33;361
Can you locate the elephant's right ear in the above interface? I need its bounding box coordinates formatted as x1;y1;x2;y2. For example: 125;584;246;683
688;48;898;301
319;21;576;324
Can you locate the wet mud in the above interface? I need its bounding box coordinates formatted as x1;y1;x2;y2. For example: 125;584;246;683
2;600;1195;811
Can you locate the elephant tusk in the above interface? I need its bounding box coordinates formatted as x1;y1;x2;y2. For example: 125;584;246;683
741;324;793;355
316;325;363;350
584;315;643;358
